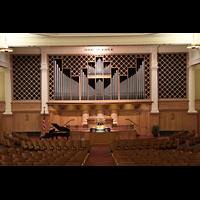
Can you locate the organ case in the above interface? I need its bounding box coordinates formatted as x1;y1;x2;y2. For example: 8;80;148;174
53;56;146;101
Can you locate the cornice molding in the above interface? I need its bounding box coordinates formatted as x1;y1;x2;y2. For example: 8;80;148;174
0;60;10;68
10;45;189;55
188;57;200;67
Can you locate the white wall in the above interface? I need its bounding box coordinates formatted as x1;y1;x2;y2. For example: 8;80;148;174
0;67;5;101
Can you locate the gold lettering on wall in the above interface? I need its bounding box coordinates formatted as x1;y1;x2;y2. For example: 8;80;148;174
25;114;29;121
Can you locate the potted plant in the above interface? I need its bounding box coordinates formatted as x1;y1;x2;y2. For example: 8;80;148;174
152;125;159;137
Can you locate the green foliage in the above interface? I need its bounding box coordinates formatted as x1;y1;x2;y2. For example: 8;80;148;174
152;125;159;137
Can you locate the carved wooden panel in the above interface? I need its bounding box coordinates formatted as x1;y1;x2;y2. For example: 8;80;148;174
158;53;187;99
12;55;41;100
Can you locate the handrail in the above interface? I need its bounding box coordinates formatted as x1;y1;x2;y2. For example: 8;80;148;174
125;118;138;127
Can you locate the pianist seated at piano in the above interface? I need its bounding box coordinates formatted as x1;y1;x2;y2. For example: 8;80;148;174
41;123;70;140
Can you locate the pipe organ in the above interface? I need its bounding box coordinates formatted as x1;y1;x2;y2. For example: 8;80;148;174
54;60;62;100
52;56;147;101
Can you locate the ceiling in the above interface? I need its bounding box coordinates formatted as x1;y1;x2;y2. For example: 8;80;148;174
0;33;200;47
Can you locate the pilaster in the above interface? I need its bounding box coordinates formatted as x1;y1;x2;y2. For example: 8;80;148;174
97;109;104;118
40;49;49;114
82;110;89;125
188;65;197;113
3;67;12;115
111;109;118;125
151;46;159;113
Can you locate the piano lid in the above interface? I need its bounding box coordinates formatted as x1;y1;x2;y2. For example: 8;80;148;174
51;123;70;132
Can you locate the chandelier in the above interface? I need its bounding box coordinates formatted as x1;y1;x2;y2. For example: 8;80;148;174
0;33;13;52
187;33;200;49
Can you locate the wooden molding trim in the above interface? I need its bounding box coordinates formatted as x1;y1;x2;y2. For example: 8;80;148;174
11;101;41;112
158;100;189;111
195;100;200;111
0;102;5;112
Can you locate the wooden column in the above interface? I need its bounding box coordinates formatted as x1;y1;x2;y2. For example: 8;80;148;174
151;46;159;113
2;60;13;135
3;67;12;115
188;65;197;113
82;110;89;125
97;109;104;118
40;49;49;114
111;109;118;125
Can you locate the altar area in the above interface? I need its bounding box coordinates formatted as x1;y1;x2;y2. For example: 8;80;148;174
83;129;136;145
87;116;113;129
70;115;136;145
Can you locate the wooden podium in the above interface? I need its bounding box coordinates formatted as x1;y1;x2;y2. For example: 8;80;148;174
83;129;136;145
87;116;113;129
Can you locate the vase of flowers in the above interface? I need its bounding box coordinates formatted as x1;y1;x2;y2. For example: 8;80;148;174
94;118;106;130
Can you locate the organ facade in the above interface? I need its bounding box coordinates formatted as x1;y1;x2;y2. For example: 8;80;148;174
0;45;199;138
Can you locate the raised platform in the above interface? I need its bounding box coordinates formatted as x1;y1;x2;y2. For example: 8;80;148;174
82;129;136;145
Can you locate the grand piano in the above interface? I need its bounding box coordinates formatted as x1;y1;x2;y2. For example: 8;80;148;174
41;123;70;140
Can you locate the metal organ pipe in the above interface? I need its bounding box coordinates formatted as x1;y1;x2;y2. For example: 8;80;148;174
58;64;62;100
104;63;110;75
112;69;118;100
96;58;102;75
137;61;144;99
54;60;57;100
81;69;87;100
54;60;63;100
63;72;66;100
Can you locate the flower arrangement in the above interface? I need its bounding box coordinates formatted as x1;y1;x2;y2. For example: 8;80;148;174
94;118;106;125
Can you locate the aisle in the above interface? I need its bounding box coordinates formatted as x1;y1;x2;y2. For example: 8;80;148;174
88;146;113;166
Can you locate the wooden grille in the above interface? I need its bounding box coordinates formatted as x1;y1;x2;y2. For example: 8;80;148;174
158;53;187;99
48;53;151;100
12;55;41;100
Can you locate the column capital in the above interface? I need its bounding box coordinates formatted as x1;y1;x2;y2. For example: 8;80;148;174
151;65;158;70
3;67;12;72
82;109;89;114
40;63;48;71
187;65;196;69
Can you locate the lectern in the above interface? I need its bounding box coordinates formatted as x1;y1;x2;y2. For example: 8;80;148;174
87;116;113;129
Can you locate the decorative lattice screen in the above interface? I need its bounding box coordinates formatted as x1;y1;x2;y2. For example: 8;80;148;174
12;55;41;100
158;53;187;99
48;53;151;100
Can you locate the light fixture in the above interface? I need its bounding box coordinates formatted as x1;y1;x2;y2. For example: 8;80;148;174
0;33;13;52
187;33;200;49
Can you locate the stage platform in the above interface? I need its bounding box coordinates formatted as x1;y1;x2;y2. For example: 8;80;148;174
80;129;136;145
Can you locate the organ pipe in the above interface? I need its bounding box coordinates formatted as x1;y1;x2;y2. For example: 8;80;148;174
59;64;62;100
54;60;62;100
89;79;95;100
136;61;144;99
81;69;87;100
72;77;79;100
54;58;145;101
112;69;118;100
104;63;111;75
63;69;70;100
96;58;103;75
96;78;103;100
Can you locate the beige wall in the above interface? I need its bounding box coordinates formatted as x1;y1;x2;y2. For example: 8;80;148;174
0;67;5;101
195;64;200;100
